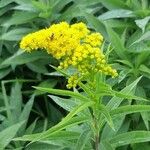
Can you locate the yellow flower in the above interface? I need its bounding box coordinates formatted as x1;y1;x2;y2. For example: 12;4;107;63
84;33;103;47
71;22;90;38
20;21;118;89
66;75;79;89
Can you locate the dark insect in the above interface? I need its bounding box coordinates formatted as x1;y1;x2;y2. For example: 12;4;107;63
49;33;54;40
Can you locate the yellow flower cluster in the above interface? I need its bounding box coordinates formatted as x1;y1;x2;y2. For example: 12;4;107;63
66;75;79;89
20;22;118;89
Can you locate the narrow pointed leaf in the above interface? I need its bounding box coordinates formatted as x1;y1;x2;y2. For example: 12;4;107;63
111;105;150;116
100;104;115;130
0;122;24;149
110;131;150;147
33;86;89;102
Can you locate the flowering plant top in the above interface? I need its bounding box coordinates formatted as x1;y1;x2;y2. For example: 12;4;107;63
20;22;117;88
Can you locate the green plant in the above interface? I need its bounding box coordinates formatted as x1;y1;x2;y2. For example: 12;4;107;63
1;0;150;150
11;21;150;150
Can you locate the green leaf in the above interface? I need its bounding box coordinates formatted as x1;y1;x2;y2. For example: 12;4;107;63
106;19;134;29
13;2;37;12
116;60;133;68
109;131;150;148
25;143;61;150
107;77;142;110
0;28;33;41
19;95;34;121
10;82;22;123
98;0;128;9
1;50;50;66
99;104;115;130
85;13;107;38
25;118;38;135
101;115;125;141
33;86;90;102
45;131;80;140
99;9;134;20
118;69;131;83
111;105;150;116
18;95;34;134
26;61;48;73
136;86;149;130
53;0;73;12
132;143;150;150
114;91;149;102
0;0;13;8
17;101;93;144
48;95;77;112
34;80;57;96
106;26;127;59
31;0;49;11
2;11;38;26
75;130;91;150
59;0;99;22
14;116;88;142
139;65;150;75
0;67;11;79
1;81;12;121
133;31;150;44
0;106;12;113
101;140;114;150
0;4;13;16
135;16;150;33
51;101;93;128
136;51;150;67
0;122;23;149
15;131;79;141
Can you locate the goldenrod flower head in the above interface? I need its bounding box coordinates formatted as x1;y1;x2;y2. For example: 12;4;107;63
85;33;103;47
66;74;79;89
20;22;118;88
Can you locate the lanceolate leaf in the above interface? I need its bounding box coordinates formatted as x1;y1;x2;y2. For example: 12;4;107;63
101;140;114;150
0;122;24;149
18;95;35;134
114;91;149;102
15;101;94;142
106;25;127;59
1;50;50;66
10;81;22;123
135;16;150;33
48;95;77;112
33;86;90;102
111;105;150;116
99;9;134;20
99;104;115;130
109;131;150;148
14;116;88;142
98;0;128;9
75;130;91;150
107;77;142;110
15;131;80;141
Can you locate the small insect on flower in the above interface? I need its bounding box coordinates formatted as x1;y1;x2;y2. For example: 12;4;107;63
49;33;54;41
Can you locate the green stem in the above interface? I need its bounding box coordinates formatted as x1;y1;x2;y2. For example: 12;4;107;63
79;78;100;149
93;98;100;150
94;116;100;150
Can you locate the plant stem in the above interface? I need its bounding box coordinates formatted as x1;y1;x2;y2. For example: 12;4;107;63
94;116;99;150
95;134;99;150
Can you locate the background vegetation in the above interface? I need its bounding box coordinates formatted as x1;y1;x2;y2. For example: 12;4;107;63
0;0;150;149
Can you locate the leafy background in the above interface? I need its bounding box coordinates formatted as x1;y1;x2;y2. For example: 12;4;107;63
0;0;150;149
